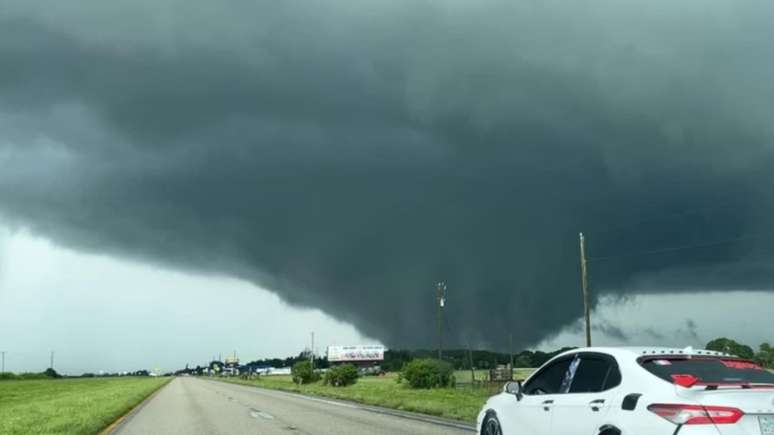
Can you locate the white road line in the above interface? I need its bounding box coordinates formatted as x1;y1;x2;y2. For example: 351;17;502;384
249;409;275;420
289;394;360;409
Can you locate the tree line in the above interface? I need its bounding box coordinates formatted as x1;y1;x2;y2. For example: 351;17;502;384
239;348;575;372
382;348;576;371
705;337;774;368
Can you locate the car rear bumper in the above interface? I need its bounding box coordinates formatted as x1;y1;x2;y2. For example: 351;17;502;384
674;426;721;435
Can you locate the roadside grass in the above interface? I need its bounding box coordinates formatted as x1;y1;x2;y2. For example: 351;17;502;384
218;369;535;422
453;368;536;383
0;377;171;435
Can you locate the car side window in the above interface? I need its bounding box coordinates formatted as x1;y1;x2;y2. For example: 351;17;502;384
602;360;622;390
569;356;621;393
523;357;573;395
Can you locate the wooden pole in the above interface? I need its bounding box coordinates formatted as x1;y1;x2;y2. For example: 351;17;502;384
468;344;475;383
437;282;445;360
579;233;592;347
509;333;514;380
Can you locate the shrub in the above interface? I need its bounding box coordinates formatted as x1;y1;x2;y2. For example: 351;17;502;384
324;364;359;387
400;358;454;389
291;361;320;385
1;372;55;381
43;368;62;379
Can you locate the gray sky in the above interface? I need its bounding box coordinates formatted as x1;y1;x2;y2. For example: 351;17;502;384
2;0;774;371
0;225;373;374
536;292;774;351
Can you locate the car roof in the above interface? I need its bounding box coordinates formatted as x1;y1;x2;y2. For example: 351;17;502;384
555;346;734;360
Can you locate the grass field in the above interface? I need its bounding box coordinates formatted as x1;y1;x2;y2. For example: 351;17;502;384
219;369;536;422
0;377;171;435
453;368;536;383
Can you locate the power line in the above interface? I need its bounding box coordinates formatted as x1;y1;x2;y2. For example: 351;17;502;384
583;205;739;237
589;230;774;261
578;190;763;239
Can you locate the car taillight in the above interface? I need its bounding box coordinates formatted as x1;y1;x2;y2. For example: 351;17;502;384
647;404;744;425
671;374;699;388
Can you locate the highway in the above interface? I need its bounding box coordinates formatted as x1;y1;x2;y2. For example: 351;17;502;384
111;377;475;435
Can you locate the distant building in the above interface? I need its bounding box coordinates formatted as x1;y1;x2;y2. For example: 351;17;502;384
225;355;239;367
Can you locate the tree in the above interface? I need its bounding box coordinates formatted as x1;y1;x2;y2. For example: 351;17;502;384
291;361;319;385
755;343;774;368
706;338;755;359
514;354;532;368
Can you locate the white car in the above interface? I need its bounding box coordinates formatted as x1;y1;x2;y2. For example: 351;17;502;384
477;347;774;435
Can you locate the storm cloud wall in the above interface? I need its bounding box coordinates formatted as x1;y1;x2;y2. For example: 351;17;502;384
2;0;774;349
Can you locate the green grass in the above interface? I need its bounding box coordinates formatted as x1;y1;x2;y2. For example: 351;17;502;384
453;368;536;383
218;371;534;422
0;377;171;435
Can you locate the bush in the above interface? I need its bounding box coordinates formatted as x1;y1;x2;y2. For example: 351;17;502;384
291;361;320;385
400;358;454;389
324;364;359;387
44;368;62;379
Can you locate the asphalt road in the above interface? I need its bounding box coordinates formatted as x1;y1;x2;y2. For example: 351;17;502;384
111;377;475;435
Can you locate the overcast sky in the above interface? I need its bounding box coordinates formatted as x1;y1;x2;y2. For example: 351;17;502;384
0;224;374;374
2;0;774;373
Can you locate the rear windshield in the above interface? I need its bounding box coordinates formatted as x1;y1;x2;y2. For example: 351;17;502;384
641;357;774;385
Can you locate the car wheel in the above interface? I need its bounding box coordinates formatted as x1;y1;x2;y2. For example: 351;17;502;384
482;413;503;435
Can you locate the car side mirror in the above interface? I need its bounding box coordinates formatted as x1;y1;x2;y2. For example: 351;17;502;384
504;381;523;401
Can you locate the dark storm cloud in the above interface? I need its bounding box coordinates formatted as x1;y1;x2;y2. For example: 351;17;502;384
682;319;702;344
2;0;774;350
569;319;629;342
643;329;665;341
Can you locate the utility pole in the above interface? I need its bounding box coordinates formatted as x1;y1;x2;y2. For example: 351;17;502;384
579;232;592;347
436;282;446;360
310;332;315;369
468;344;475;383
2;351;5;373
509;333;514;380
50;351;54;370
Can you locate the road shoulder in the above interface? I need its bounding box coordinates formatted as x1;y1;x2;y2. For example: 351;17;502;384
100;377;173;435
208;378;476;432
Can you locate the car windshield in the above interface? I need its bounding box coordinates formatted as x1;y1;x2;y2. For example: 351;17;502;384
641;357;774;385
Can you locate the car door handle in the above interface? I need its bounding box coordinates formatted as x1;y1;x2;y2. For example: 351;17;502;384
542;400;554;411
588;399;605;412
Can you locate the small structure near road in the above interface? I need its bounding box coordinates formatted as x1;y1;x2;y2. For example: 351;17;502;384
489;364;514;382
223;353;240;376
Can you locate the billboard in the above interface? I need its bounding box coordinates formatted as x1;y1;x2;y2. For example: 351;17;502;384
327;345;385;362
